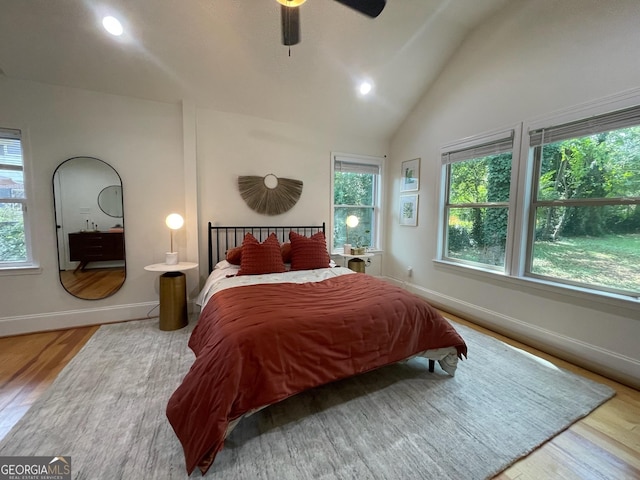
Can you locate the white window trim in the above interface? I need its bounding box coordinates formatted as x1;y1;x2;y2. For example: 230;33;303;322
330;152;385;254
514;88;640;282
520;92;640;297
0;125;39;272
435;87;640;305
438;124;522;273
433;258;639;312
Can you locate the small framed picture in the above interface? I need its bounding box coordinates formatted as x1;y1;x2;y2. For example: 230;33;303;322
399;194;418;226
400;158;420;192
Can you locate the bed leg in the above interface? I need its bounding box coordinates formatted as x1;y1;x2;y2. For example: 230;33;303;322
428;359;435;372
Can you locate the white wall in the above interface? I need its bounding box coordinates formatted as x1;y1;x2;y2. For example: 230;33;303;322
0;77;185;334
0;79;386;335
194;108;386;277
387;0;640;388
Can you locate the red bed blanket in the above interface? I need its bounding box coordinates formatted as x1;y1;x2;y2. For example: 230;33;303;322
166;272;467;474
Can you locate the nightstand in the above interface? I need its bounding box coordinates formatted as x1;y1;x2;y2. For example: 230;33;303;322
144;262;198;331
338;253;374;273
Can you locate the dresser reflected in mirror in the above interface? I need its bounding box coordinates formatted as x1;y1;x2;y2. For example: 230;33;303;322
53;157;126;299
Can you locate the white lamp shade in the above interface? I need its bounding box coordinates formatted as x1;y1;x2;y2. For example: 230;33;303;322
165;213;184;230
346;215;359;228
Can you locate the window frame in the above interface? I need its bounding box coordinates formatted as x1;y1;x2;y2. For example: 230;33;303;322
523;105;640;297
330;152;384;254
435;89;640;304
0;126;38;273
439;126;521;273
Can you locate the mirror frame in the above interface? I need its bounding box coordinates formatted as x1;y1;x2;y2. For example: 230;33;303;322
52;156;126;300
98;184;124;217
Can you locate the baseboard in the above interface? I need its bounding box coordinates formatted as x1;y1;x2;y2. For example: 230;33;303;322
0;301;195;337
385;276;640;390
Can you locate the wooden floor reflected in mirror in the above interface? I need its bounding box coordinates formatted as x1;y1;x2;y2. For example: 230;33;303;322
59;267;126;300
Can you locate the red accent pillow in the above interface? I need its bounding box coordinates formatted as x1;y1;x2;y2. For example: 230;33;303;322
289;231;330;271
237;233;285;276
281;242;292;264
225;246;242;265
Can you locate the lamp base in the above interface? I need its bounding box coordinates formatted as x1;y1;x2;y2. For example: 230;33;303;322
165;252;179;265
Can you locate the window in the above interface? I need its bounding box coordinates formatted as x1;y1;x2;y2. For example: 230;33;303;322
331;153;383;252
527;106;640;297
441;130;515;270
438;97;640;301
0;127;33;268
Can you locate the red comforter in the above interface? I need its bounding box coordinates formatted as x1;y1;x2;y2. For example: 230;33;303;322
166;273;467;475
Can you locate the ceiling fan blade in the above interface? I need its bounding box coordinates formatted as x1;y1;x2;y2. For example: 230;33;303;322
333;0;386;18
281;5;301;45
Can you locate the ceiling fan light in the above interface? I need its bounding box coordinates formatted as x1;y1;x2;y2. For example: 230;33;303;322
276;0;307;7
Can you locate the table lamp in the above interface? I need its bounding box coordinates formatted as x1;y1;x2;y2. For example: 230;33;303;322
165;213;184;265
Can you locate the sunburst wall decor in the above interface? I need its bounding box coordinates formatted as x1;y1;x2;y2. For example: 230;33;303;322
238;174;303;215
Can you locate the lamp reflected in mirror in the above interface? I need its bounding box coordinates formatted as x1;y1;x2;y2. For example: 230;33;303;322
53;157;126;300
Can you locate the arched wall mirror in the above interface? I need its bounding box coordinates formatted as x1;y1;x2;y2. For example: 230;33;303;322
53;157;126;300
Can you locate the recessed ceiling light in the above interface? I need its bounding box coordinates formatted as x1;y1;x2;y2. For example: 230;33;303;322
102;16;123;36
359;82;373;96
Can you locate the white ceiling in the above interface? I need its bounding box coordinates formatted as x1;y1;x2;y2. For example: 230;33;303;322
0;0;511;140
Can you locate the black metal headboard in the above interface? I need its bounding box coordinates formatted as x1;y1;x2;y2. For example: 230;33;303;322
208;222;326;273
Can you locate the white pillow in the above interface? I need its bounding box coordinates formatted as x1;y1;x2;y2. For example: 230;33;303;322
214;259;232;270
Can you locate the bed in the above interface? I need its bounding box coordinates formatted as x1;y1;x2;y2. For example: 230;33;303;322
166;223;468;475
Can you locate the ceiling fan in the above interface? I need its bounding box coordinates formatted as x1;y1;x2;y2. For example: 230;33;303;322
277;0;386;46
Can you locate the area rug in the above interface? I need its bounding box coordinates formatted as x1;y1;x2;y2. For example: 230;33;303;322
0;318;614;479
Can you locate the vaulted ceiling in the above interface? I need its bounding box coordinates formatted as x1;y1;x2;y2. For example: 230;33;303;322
0;0;510;140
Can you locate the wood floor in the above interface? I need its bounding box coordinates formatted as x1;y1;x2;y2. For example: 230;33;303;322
0;325;99;439
0;313;638;479
59;267;125;299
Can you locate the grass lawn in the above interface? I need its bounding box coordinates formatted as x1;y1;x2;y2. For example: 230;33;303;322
532;233;640;293
448;233;639;295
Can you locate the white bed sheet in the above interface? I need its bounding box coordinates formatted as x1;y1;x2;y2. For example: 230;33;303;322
196;265;355;308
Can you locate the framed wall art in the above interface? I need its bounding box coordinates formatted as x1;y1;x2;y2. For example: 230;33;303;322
399;194;418;226
400;158;420;192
